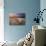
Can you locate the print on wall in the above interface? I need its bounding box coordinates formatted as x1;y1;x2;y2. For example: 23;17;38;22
9;13;26;25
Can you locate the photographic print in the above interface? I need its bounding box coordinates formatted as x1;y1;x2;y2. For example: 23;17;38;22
9;13;26;25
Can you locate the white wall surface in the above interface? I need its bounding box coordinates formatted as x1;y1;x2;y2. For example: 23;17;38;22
40;0;46;27
0;0;4;43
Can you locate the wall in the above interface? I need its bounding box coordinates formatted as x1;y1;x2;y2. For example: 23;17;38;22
4;0;40;42
40;0;46;27
0;0;4;42
40;0;46;45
